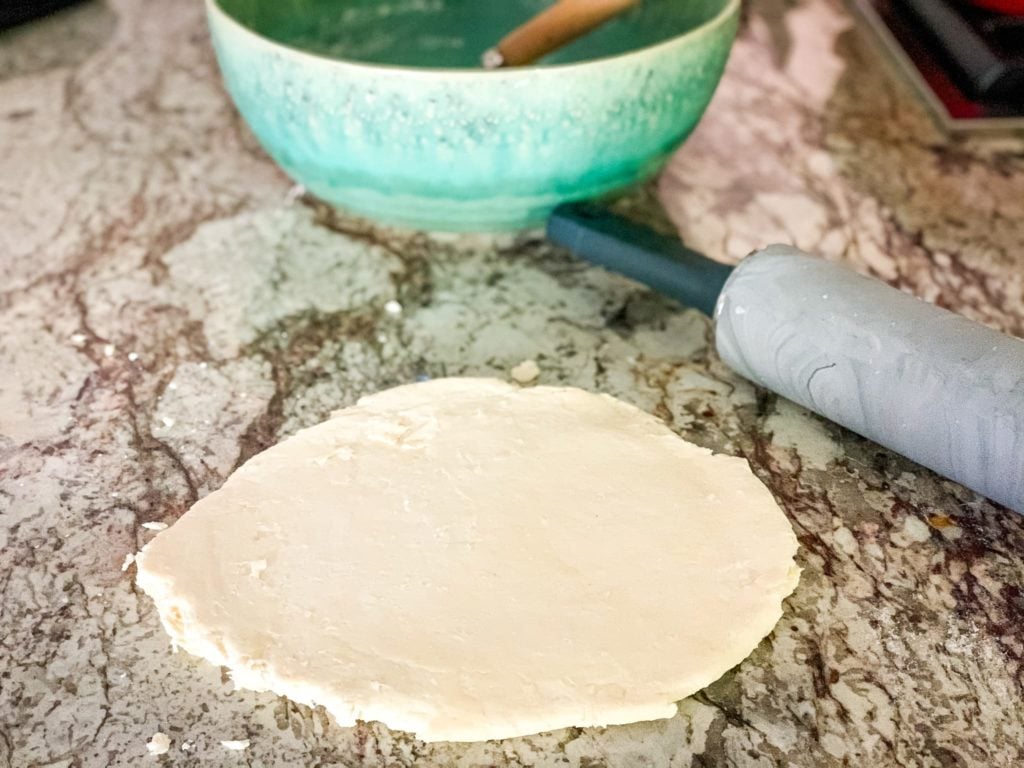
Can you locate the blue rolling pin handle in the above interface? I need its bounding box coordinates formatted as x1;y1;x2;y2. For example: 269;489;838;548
546;202;734;317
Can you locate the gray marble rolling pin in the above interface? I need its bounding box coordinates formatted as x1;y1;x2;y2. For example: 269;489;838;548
548;203;1024;513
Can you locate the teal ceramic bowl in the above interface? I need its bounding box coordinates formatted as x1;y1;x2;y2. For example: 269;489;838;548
207;0;739;231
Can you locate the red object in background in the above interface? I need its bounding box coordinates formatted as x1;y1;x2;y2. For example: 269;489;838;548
853;0;1024;130
967;0;1024;14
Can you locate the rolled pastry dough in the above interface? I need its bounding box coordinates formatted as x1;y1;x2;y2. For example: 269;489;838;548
137;378;799;742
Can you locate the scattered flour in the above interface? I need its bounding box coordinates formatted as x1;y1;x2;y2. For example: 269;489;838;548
146;732;170;755
510;359;540;384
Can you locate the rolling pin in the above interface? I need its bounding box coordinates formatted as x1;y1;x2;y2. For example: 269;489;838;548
548;202;1024;513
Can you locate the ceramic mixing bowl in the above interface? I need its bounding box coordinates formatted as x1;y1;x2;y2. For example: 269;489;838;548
207;0;739;231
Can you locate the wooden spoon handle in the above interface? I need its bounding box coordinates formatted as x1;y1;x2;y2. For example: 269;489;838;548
484;0;641;68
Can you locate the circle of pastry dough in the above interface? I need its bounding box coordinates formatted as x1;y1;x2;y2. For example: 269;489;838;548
137;378;799;742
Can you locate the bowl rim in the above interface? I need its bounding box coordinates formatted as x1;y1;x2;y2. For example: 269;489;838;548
206;0;740;77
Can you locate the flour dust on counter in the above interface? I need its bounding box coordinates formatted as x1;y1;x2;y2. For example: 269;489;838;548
145;732;171;756
136;377;800;743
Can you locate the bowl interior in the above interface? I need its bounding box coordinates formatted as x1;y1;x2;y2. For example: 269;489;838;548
215;0;729;69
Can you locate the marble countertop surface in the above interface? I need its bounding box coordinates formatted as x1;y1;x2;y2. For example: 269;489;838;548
2;0;1023;765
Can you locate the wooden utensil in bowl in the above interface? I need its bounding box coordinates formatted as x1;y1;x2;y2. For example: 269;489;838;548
483;0;641;68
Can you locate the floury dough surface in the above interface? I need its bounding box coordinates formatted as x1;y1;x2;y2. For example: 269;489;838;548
136;378;800;742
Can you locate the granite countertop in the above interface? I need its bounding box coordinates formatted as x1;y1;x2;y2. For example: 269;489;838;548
2;0;1023;765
